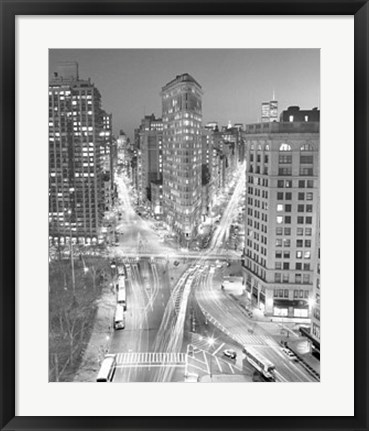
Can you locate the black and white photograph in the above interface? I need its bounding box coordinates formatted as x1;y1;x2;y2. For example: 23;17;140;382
48;48;320;383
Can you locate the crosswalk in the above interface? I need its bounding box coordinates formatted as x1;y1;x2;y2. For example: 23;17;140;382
235;334;278;347
115;352;186;366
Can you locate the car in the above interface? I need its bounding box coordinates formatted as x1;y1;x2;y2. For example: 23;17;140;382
223;349;237;360
281;348;298;362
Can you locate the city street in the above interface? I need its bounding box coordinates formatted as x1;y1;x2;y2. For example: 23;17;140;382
103;163;317;382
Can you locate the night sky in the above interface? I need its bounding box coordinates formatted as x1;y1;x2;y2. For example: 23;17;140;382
49;49;320;140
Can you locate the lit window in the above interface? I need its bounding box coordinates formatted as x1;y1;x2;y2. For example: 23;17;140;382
279;143;292;151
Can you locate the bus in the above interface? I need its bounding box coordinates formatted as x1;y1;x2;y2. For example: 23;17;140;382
118;276;126;291
117;264;126;278
117;288;126;310
114;305;125;330
243;347;276;381
117;277;127;310
96;354;116;382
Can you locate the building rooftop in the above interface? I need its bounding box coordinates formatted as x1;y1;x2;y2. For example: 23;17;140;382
162;73;202;92
245;121;319;134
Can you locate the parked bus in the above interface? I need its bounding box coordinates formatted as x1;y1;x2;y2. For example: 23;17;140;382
118;277;126;291
117;277;127;310
117;264;126;278
117;288;126;310
243;347;276;381
114;305;125;330
96;354;116;382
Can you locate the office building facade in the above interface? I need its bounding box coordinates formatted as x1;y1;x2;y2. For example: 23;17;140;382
136;115;163;203
242;108;320;317
161;74;203;243
49;61;106;245
261;99;279;123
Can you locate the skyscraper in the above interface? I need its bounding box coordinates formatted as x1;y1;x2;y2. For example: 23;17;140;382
242;107;320;318
136;114;163;204
49;61;107;245
261;94;278;123
161;74;203;243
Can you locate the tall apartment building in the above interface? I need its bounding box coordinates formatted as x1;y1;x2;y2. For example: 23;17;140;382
136;114;163;203
242;107;320;318
161;74;203;243
49;61;106;245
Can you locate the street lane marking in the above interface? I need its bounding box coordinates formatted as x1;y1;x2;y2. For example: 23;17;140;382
227;362;235;374
212;342;225;356
215;356;222;372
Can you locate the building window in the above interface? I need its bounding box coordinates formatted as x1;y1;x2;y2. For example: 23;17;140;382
277;192;284;200
296;263;302;270
304;251;311;259
297;216;304;224
277;204;284;212
275;262;282;270
285;204;292;212
307;180;314;188
276;227;283;235
277;180;284;188
299;180;305;188
306;204;313;212
295;274;302;284
283;239;291;247
276;239;282;247
298;192;305;200
306;216;312;224
305;240;312;247
285;192;292;200
301;144;314;151
275;251;282;259
283;251;290;259
284;227;291;235
276;216;283;224
285;216;291;224
283;273;289;283
303;263;310;270
296;239;303;247
306;192;313;200
296;251;303;259
284;289;289;298
279;155;292;164
283;262;290;270
298;204;304;212
300;167;314;176
275;273;281;283
305;228;312;236
279;143;292;151
297;227;304;236
300;155;314;164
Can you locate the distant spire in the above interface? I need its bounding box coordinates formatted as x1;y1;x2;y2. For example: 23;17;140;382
272;89;276;101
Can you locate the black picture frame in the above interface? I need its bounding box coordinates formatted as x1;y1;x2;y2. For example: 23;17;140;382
1;1;368;430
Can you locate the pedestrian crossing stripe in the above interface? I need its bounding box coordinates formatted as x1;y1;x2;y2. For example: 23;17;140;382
234;334;277;347
115;352;186;365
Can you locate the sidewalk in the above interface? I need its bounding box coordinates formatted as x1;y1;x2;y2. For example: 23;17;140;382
73;286;116;382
